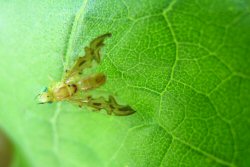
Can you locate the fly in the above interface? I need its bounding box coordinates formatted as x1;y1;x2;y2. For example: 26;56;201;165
37;33;136;116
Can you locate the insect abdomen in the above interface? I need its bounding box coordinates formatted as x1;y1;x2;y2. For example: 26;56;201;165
78;73;106;91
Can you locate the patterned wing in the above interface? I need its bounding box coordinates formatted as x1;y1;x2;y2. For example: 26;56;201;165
63;33;112;83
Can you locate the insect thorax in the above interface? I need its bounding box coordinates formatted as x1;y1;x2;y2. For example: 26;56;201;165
53;83;77;100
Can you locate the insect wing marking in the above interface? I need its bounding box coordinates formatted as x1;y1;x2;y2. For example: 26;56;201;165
63;33;112;82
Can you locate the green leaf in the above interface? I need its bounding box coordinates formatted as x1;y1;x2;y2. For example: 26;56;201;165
0;0;249;167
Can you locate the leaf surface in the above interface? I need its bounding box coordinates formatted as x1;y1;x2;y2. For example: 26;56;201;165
0;0;249;167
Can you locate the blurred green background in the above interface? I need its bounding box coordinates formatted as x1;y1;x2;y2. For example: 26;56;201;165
0;0;250;167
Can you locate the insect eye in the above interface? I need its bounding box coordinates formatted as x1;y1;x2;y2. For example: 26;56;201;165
43;87;48;92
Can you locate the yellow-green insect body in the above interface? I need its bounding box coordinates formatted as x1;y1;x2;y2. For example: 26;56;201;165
38;82;76;103
38;33;135;116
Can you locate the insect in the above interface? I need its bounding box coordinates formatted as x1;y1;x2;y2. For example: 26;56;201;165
37;33;136;116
